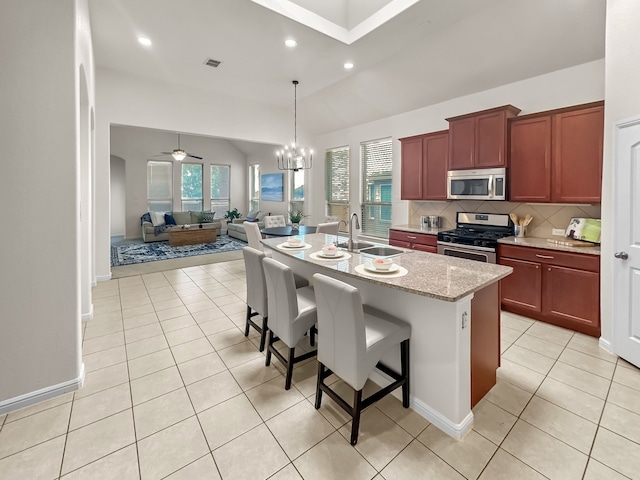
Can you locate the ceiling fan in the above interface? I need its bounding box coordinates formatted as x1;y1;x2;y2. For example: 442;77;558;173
157;134;202;161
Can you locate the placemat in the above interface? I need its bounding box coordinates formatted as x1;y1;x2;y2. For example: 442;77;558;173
276;243;313;251
354;263;408;279
309;252;352;261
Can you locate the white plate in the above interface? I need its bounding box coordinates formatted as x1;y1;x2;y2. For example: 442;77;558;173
365;262;399;274
282;242;305;248
316;251;344;259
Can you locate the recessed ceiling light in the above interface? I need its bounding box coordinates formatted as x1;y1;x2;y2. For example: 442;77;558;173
344;62;354;70
285;39;297;48
138;37;152;47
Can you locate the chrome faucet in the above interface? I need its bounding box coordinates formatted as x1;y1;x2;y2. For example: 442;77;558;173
349;213;360;250
337;219;348;235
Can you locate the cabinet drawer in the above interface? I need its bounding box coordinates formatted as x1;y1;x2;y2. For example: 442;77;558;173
498;244;599;273
389;230;437;246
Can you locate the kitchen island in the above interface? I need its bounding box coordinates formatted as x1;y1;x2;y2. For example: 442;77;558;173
262;233;512;439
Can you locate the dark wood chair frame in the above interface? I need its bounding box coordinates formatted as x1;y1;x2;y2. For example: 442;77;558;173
314;339;410;445
265;327;318;390
244;306;268;352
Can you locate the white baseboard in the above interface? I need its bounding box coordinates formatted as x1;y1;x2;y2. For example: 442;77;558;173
96;273;112;282
0;363;85;415
368;370;473;440
81;304;94;322
599;337;613;354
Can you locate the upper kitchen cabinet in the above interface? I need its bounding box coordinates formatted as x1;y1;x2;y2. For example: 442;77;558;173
509;101;604;203
400;130;448;201
446;105;521;170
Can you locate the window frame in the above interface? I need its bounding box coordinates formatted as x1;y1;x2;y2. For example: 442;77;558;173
360;137;393;239
325;146;350;231
249;164;260;213
181;162;204;212
147;160;173;212
210;164;230;218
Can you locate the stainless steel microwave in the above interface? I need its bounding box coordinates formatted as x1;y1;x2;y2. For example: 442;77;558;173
447;168;507;201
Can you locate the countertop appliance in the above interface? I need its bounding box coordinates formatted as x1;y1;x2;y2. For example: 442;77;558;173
437;212;513;263
420;215;441;228
447;167;506;201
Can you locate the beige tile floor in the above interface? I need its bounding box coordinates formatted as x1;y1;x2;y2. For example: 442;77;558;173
1;258;640;479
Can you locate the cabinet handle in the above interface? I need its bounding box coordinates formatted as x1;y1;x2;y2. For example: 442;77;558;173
536;254;555;259
407;236;416;239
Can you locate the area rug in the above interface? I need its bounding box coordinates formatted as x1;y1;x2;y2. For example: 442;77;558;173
111;235;247;266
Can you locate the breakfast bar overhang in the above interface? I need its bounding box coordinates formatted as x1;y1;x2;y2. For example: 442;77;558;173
262;233;513;439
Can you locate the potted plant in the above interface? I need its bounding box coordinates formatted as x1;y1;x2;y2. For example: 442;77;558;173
288;209;307;229
224;208;242;223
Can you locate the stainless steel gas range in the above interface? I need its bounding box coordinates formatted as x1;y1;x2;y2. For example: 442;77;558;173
436;212;514;263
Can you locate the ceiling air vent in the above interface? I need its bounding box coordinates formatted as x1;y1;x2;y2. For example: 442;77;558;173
204;58;222;68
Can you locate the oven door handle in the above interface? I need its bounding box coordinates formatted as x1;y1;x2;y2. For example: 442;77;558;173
436;241;496;253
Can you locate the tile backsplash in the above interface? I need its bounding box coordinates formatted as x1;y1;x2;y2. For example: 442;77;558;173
409;201;601;238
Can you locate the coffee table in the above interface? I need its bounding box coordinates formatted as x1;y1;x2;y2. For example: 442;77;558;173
169;227;217;247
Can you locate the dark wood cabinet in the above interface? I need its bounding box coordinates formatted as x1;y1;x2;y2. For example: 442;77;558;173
400;131;448;201
389;229;437;253
509;102;604;203
447;105;520;170
498;244;600;337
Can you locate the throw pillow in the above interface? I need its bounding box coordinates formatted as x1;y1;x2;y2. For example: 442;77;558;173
198;211;215;223
256;211;266;221
164;214;177;225
173;211;191;225
190;211;201;224
246;209;258;219
150;211;166;227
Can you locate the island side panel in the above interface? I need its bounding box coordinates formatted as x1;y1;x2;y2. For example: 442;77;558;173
470;281;500;407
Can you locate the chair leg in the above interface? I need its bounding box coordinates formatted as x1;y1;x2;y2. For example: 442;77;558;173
401;339;410;408
258;316;268;352
310;325;316;347
315;362;325;409
351;389;363;445
284;347;295;390
265;330;274;366
244;306;251;337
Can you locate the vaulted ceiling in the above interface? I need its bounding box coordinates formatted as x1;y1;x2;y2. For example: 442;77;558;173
89;0;605;136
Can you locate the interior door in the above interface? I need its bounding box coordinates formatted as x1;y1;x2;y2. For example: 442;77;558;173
613;116;640;367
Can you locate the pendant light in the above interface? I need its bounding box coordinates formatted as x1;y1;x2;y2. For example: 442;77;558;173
276;80;313;172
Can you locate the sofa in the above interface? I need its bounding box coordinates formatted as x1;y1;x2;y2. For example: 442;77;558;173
141;211;222;243
226;210;267;242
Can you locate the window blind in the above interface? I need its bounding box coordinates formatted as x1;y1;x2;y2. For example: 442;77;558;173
361;138;392;238
325;147;350;229
147;160;173;212
181;163;203;211
211;164;230;216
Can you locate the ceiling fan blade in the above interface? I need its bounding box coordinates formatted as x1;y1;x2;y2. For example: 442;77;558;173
188;154;203;160
161;152;173;155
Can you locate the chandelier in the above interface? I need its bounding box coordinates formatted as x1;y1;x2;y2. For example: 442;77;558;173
276;80;313;171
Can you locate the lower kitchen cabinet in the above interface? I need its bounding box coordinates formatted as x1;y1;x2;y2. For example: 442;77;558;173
498;244;600;336
389;229;437;253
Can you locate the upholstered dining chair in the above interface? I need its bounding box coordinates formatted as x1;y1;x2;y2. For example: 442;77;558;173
263;215;287;228
262;257;318;390
312;273;411;445
242;247;270;351
315;222;339;235
244;221;266;252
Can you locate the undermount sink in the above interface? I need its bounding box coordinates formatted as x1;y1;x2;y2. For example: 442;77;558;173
335;241;374;252
359;246;405;258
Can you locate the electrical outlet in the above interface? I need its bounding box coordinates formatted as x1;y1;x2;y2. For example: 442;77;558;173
552;228;565;236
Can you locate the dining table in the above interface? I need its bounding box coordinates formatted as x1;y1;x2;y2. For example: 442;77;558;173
260;225;317;237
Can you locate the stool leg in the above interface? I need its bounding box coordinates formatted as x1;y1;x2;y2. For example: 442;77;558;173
401;339;410;408
265;330;274;366
351;389;363;445
244;306;251;337
310;325;316;346
258;316;268;352
285;347;295;390
314;362;325;409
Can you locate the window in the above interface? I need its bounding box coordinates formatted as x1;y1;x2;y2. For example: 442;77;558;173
249;164;260;212
361;138;392;238
210;165;230;216
290;170;304;215
325;146;350;230
181;163;203;211
147;160;173;212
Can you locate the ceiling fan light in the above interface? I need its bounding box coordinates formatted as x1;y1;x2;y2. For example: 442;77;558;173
172;149;187;161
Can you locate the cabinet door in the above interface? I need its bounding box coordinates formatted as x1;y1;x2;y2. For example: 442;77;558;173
400;137;423;200
509;116;552;202
423;132;448;200
389;239;411;249
543;265;600;331
499;257;542;314
552;106;604;203
412;244;437;253
475;111;507;168
448;117;475;170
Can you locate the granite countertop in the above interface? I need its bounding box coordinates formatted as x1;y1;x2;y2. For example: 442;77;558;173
390;224;442;235
498;236;601;256
262;233;512;302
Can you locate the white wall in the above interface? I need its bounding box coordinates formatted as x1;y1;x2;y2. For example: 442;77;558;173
94;69;299;278
110;156;126;236
110;126;249;239
310;60;605;230
0;0;91;408
602;0;640;347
